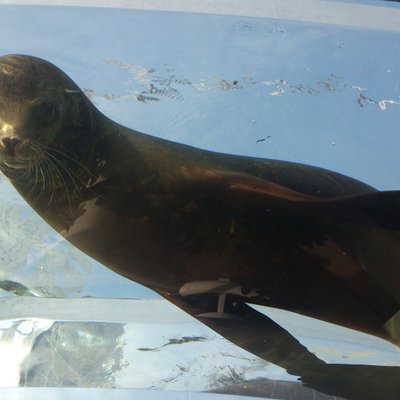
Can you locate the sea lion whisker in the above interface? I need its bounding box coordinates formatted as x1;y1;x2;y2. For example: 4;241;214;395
45;150;88;187
43;157;58;205
42;154;74;216
25;160;38;194
32;160;47;200
32;151;45;196
42;157;56;200
47;150;83;208
47;146;96;180
46;155;69;200
46;152;83;205
33;145;65;196
26;160;38;180
36;161;47;197
21;144;44;192
24;142;49;191
32;159;45;198
42;153;66;189
44;156;63;203
0;160;10;171
25;160;40;199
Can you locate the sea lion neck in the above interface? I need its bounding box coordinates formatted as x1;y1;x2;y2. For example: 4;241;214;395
92;113;197;189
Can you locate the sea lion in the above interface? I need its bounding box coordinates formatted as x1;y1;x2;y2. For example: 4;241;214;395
0;55;399;398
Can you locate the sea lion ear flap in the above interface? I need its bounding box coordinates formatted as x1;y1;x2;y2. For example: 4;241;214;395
64;88;82;95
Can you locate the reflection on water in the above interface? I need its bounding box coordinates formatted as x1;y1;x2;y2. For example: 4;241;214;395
20;322;126;387
95;59;400;112
0;301;398;398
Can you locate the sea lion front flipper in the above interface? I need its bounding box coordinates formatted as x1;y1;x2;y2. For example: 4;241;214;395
161;290;327;374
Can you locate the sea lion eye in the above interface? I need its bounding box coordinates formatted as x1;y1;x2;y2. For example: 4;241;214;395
30;100;59;123
34;101;59;119
26;100;60;133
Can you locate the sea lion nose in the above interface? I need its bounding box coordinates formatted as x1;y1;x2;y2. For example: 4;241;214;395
1;137;20;156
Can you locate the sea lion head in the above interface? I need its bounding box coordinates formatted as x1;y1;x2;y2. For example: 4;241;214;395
0;54;94;174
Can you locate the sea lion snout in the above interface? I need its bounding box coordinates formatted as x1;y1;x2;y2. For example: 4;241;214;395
0;123;20;156
1;136;20;156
